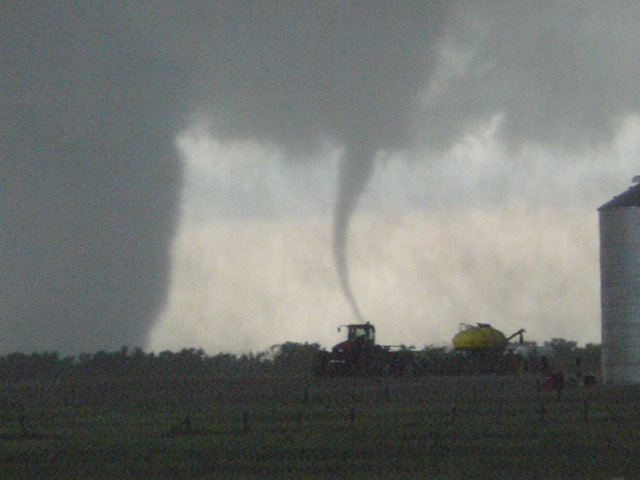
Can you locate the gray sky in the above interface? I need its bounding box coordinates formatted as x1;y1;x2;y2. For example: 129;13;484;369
3;1;640;354
1;3;184;353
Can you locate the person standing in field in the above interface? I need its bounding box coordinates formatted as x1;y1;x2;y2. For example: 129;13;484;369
537;356;564;392
568;357;583;387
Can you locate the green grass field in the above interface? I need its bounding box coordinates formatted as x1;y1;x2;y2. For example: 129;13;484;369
1;374;638;479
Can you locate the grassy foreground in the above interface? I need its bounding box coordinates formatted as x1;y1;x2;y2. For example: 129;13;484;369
0;373;638;479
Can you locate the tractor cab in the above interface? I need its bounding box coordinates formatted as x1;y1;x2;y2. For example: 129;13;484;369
342;322;376;345
313;321;407;376
333;322;376;353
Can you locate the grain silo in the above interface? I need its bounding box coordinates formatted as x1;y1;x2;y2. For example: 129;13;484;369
599;177;640;385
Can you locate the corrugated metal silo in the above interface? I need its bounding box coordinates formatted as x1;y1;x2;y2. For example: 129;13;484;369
599;178;640;384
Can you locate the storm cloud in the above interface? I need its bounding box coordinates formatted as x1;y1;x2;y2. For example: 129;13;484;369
1;3;185;353
152;1;640;353
136;1;450;319
421;1;640;150
3;2;640;354
2;1;449;353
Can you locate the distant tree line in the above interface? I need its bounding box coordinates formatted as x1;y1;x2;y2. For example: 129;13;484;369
0;343;323;382
0;340;600;382
539;338;601;374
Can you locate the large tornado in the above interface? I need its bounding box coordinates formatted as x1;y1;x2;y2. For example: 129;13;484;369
1;2;450;353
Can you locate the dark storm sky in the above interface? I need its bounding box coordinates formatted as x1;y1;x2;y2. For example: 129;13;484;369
1;1;448;353
3;1;640;354
1;3;188;353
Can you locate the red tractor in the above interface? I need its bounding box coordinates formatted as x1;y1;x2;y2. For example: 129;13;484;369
313;322;409;376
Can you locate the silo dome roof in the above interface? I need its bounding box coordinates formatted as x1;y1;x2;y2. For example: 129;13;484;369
599;180;640;210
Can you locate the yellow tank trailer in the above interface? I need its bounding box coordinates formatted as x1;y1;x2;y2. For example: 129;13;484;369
452;323;526;373
453;323;507;351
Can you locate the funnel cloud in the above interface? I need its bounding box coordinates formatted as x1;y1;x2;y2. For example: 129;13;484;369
333;143;376;321
139;1;450;321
